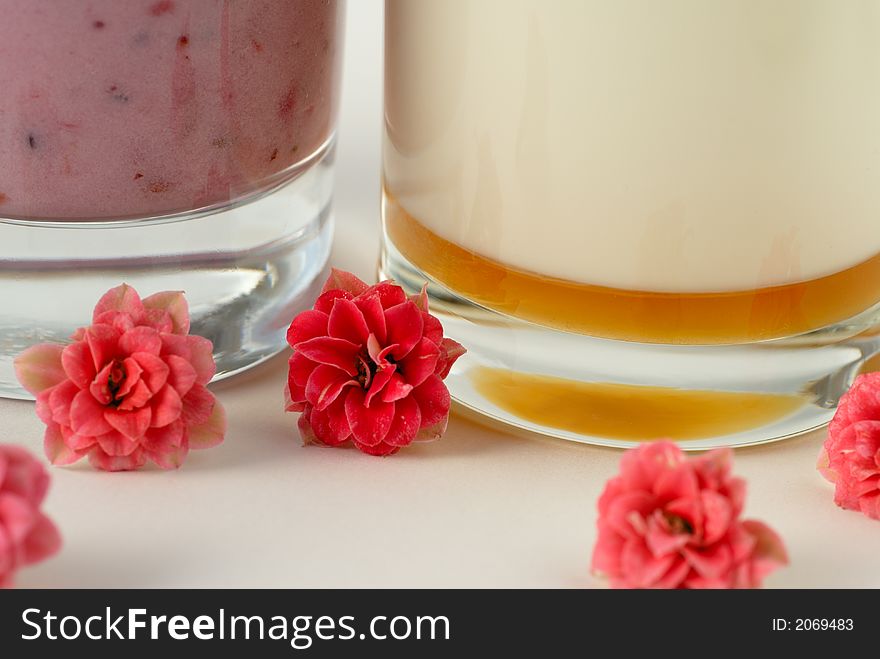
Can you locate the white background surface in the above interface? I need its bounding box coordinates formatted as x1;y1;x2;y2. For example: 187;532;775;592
3;1;879;588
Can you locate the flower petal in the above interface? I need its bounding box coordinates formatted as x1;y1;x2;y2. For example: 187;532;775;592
314;289;354;314
20;514;62;566
90;362;116;405
64;429;99;452
414;415;448;442
108;358;142;400
664;497;700;535
306;364;357;411
288;351;316;388
142;418;185;453
654;463;699;505
93;310;136;334
352;440;400;457
619;441;683;492
366;334;395;366
421;312;444;346
652;557;692;589
644;513;690;558
69;389;114;436
384;300;424;360
150;385;183;428
184;336;216;384
85;324;124;371
0;494;37;544
328;297;370;345
285;383;304;413
742;519;789;570
118;326;162;356
321;268;370;296
297;406;318;445
620;539;677;588
286;309;330;347
92;283;144;324
701;490;734;545
142;308;173;334
142;290;190;334
117;379;153;411
43;424;85;466
35;390;54;426
363;281;407;309
381;372;413;403
181;384;215;427
87;448;146;472
605;490;655;540
398;337;440;388
188;402;226;449
61;341;97;390
14;344;67;395
130;352;170;393
48;380;78;426
435;338;466;378
159;334;216;385
96;430;141;457
591;524;625;578
411;375;451;430
344;388;395;447
304;399;351;446
287;379;307;409
383;394;421;448
354;294;387;344
409;283;429;312
165;354;198;398
149;444;188;470
295;337;360;377
364;364;396;407
158;333;190;361
682;543;733;581
104;406;152;440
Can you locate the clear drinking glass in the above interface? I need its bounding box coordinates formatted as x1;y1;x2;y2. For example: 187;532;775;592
381;0;880;448
0;0;344;398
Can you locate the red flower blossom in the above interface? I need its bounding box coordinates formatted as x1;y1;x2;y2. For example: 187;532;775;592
286;269;465;456
819;373;880;520
0;444;62;587
15;284;226;471
591;441;788;589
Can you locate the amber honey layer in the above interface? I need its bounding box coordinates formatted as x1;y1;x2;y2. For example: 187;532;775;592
472;367;806;442
384;192;880;344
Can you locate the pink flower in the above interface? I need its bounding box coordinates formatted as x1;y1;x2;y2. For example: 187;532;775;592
0;444;62;587
15;284;226;471
819;373;880;520
591;441;788;589
286;269;465;456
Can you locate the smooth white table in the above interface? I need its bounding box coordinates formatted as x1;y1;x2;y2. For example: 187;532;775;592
3;2;878;588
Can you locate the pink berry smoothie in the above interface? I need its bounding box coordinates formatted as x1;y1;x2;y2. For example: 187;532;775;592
0;0;342;220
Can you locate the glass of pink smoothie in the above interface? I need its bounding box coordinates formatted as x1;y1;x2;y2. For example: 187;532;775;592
0;0;345;398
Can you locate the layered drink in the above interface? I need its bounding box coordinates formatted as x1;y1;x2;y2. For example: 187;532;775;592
384;0;880;344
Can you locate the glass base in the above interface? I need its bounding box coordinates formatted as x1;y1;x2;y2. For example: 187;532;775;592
0;145;335;400
380;233;880;450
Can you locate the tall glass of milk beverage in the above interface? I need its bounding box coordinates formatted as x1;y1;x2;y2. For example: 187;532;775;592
0;0;344;398
382;0;880;448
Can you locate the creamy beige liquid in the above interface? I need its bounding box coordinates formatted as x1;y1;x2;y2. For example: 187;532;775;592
384;0;880;294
